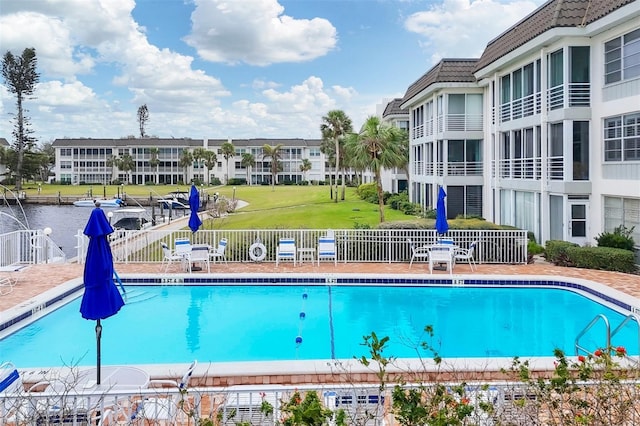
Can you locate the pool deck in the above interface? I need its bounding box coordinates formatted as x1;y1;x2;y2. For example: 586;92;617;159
2;259;639;313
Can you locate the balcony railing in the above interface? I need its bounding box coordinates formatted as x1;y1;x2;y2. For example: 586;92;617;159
446;161;483;176
495;158;542;180
72;228;528;265
499;93;541;122
446;114;483;132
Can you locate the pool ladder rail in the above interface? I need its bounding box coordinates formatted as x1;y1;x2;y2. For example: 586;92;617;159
575;313;640;364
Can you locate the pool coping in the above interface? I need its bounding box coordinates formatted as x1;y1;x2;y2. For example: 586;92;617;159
3;273;640;383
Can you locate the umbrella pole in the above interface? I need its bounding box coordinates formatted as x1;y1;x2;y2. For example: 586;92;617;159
96;319;102;385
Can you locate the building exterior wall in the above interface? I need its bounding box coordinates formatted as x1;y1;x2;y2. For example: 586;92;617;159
51;137;329;188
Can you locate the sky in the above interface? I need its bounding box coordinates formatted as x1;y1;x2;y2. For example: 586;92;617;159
0;0;546;145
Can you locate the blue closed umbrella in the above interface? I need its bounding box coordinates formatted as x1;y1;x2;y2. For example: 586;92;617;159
435;187;449;235
188;184;202;233
80;207;124;385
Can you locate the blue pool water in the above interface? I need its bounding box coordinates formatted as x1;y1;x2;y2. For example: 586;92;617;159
2;284;638;367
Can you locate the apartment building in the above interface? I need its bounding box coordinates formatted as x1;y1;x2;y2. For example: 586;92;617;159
402;0;640;251
51;137;326;186
401;59;484;218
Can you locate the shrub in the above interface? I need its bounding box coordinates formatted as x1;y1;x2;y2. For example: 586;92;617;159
228;178;246;186
595;225;635;251
566;246;637;273
545;240;578;266
356;182;378;203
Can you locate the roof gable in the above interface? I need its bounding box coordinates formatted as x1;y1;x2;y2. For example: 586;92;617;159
475;0;637;72
402;59;478;103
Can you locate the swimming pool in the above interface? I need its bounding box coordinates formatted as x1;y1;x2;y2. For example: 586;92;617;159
2;274;639;368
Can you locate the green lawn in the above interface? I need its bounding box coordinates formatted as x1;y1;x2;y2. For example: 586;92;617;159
19;183;418;229
203;185;415;229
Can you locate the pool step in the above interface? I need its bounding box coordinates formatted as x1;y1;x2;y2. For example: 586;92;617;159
120;289;157;304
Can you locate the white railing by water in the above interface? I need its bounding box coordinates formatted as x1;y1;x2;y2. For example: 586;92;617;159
0;230;67;268
74;228;528;265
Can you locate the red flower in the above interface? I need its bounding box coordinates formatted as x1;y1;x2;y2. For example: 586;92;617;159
461;397;470;405
578;355;586;363
594;349;603;357
616;346;627;355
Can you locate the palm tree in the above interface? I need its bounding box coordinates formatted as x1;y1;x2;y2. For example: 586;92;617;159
116;152;135;184
299;158;312;183
262;144;283;191
221;141;235;184
179;149;193;184
241;152;255;185
149;147;160;184
202;150;217;185
347;116;407;223
320;110;352;203
192;147;207;183
105;154;117;184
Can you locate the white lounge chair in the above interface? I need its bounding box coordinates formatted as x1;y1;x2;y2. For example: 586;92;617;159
317;235;337;266
0;362;28;422
209;238;228;264
276;238;296;267
131;360;198;423
0;277;17;295
407;238;430;269
428;244;454;274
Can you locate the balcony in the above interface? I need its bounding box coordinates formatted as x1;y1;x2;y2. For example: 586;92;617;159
493;156;564;180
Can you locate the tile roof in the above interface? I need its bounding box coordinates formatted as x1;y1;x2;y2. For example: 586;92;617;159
402;59;478;104
474;0;637;72
0;138;8;147
382;98;407;117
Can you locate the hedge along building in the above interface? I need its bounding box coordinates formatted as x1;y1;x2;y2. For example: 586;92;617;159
401;0;640;255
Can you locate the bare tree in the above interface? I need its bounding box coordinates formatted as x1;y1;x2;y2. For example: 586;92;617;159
2;48;39;190
137;104;149;138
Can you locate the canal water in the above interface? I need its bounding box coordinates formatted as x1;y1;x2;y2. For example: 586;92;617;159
0;204;156;258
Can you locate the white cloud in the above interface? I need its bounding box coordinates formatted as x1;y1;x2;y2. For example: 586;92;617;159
404;0;545;63
0;11;94;78
185;0;338;65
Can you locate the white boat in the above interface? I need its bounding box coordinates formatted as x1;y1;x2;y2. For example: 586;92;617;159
157;191;190;209
109;208;153;231
73;198;124;208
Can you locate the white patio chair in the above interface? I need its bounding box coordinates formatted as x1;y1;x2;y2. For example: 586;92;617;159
131;361;198;423
407;238;430;269
160;242;184;272
174;238;192;272
317;235;337;266
209;238;228;264
190;245;211;273
428;245;454;274
454;241;478;271
276;238;296;267
0;277;17;295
